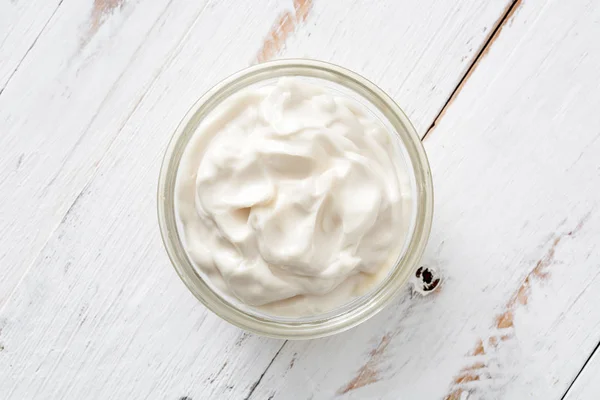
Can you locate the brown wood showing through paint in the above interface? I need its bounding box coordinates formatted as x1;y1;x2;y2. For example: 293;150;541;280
443;213;592;399
83;0;126;46
256;0;313;63
337;334;392;394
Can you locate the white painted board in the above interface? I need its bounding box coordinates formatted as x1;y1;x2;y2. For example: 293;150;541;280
8;1;600;400
564;347;600;400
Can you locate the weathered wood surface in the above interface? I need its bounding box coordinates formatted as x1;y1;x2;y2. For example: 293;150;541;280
2;0;599;399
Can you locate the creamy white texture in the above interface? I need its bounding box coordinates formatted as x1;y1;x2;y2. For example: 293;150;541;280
175;77;411;316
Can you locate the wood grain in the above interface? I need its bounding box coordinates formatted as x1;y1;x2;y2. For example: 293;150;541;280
0;3;288;395
5;0;600;399
444;214;591;400
0;0;184;307
0;0;62;90
249;0;600;399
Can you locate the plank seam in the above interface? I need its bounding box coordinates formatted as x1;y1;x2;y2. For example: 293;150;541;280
560;336;600;399
0;0;65;97
245;341;287;400
421;0;522;141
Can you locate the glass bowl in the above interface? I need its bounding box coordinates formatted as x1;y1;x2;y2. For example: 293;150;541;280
158;59;433;339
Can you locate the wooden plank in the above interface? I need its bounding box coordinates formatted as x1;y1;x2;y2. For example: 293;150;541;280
564;347;600;400
0;2;292;398
0;0;282;307
0;0;516;398
249;1;600;399
0;0;61;89
0;0;178;306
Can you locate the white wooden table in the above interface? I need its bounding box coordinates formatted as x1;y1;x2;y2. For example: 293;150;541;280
1;0;599;399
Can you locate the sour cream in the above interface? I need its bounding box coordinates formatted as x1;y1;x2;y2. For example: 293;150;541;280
175;77;411;316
